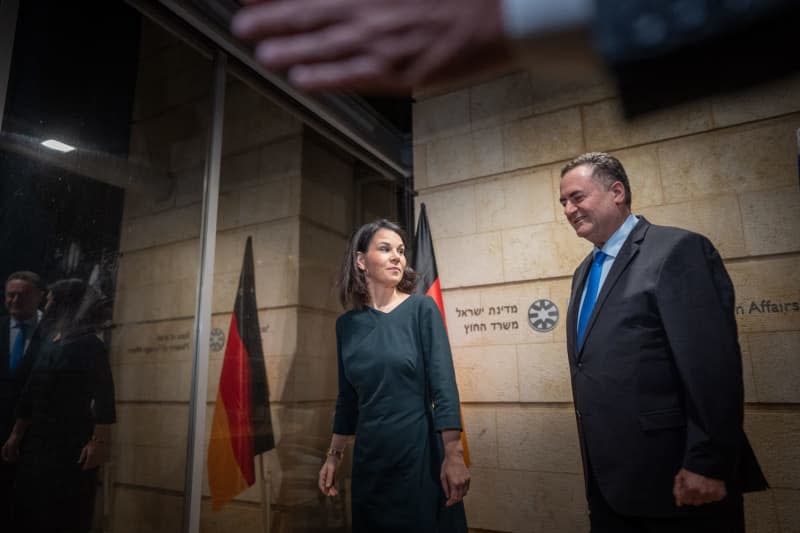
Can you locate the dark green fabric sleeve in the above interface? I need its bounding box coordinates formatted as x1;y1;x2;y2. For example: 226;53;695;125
332;315;358;435
419;296;462;432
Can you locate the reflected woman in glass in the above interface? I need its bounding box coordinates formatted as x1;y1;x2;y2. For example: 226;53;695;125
1;278;116;533
319;219;469;532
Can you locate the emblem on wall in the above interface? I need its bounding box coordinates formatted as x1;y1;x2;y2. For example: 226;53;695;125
528;299;559;332
209;328;226;352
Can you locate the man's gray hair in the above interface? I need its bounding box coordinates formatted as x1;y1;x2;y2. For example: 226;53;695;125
561;152;632;207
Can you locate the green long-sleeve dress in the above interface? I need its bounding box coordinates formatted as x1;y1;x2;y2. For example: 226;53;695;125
333;294;468;533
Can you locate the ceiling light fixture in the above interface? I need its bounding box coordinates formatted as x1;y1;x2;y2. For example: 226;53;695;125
41;139;76;152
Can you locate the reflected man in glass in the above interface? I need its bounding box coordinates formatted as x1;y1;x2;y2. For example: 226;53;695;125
1;271;45;526
2;278;116;533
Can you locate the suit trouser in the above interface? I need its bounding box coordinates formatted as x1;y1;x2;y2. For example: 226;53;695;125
587;470;745;533
0;461;16;526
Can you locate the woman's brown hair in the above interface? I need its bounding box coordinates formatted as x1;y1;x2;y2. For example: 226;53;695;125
337;219;417;310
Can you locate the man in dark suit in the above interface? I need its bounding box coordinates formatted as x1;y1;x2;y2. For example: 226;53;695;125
1;271;44;525
559;153;767;532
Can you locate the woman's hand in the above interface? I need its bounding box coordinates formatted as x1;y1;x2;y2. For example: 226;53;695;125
78;439;109;470
1;435;20;463
319;455;340;496
440;438;470;506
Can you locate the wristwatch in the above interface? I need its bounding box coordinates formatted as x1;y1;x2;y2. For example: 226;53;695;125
326;447;344;461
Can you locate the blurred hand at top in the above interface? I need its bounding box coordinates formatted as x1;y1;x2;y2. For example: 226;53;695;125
231;0;512;92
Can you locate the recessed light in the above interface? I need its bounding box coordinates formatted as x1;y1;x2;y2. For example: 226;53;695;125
41;139;76;152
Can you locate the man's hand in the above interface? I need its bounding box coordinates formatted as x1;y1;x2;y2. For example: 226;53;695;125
231;0;511;92
1;435;20;463
78;439;109;470
673;468;727;507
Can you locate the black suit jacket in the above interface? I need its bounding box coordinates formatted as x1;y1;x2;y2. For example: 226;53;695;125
566;218;767;517
0;315;41;441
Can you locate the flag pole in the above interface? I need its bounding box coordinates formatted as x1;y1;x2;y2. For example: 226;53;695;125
413;203;471;466
258;453;271;533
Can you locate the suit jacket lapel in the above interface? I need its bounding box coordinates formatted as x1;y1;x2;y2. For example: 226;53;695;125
578;217;651;359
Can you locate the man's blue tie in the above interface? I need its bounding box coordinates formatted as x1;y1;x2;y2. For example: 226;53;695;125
577;251;607;350
10;322;28;373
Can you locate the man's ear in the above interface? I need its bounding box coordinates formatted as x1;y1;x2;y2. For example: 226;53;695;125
611;181;626;205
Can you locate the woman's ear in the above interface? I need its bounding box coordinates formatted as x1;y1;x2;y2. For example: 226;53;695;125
355;252;366;272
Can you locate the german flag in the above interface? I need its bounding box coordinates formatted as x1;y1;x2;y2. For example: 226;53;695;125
413;203;470;466
208;236;275;510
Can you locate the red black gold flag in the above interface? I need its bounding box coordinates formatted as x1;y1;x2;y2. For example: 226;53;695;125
413;203;471;466
208;236;275;510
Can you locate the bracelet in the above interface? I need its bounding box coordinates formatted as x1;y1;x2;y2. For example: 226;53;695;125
326;447;344;461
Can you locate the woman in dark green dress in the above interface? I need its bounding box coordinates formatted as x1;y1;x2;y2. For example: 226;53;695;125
318;219;469;533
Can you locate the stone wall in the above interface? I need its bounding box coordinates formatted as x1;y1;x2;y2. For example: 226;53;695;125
413;70;800;532
109;19;358;533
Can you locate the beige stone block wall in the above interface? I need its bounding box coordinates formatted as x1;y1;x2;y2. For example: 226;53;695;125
741;187;800;256
297;221;345;313
211;220;301;312
464;467;588;532
657;117;797;204
772;489;800;533
109;19;359;531
710;74;800;127
639;194;747;258
503;108;584;172
111;32;208;526
300;135;354;234
111;486;183;533
359;179;399;224
222;79;303;156
526;72;616;115
728;257;800;334
746;412;800;492
496;407;581;474
113;403;188;491
454;345;519;402
583;98;714;151
745;332;800;403
475;168;556;231
110;30;214;527
414;68;800;532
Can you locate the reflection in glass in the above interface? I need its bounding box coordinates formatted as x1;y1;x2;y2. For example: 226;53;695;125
1;1;406;531
1;2;209;532
8;278;116;533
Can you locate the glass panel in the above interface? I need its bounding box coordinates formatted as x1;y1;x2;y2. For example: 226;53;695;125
203;70;336;531
2;2;410;531
1;3;211;532
201;69;401;530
